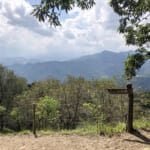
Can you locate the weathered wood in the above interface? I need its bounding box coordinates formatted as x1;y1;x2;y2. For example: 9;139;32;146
107;83;134;133
33;104;36;136
107;89;128;94
127;83;134;133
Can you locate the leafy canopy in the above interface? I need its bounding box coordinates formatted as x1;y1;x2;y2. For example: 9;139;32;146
0;106;6;115
36;96;60;121
31;0;95;26
110;0;150;80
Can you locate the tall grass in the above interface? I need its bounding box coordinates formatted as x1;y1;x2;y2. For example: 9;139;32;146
1;117;150;136
133;117;150;129
59;122;126;136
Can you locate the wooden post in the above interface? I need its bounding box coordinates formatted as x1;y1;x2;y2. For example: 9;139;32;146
107;84;134;133
126;83;134;133
33;103;36;136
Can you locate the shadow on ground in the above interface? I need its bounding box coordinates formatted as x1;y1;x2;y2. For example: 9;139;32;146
124;129;150;145
142;128;150;133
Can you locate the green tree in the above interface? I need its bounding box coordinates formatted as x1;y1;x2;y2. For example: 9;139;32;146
0;106;6;116
10;107;21;130
0;65;27;130
31;0;95;26
12;91;34;130
83;102;103;133
59;76;89;129
110;0;150;80
36;96;60;129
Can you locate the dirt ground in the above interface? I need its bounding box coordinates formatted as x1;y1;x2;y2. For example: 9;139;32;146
1;129;150;150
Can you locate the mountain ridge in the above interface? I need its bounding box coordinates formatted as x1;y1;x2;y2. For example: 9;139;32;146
7;50;133;83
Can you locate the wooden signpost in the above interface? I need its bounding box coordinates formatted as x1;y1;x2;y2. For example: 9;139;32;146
107;89;128;94
107;83;134;133
33;104;36;136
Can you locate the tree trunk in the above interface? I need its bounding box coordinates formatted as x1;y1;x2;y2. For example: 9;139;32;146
0;114;4;131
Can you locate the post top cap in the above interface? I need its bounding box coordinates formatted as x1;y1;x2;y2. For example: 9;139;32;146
126;83;132;89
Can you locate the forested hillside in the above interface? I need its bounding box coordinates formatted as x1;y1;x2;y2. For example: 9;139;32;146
8;51;130;82
0;64;150;134
7;51;150;91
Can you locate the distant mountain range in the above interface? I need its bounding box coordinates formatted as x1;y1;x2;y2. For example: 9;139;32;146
4;50;150;90
6;51;128;82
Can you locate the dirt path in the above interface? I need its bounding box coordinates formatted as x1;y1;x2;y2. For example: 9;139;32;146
1;129;150;150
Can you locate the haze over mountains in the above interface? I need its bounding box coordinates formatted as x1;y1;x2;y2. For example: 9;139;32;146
0;57;44;66
3;50;150;90
6;51;127;82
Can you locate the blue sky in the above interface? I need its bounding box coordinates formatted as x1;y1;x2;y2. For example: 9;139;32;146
26;0;41;5
0;0;135;61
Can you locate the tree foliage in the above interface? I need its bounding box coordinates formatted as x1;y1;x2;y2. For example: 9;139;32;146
36;96;60;128
31;0;95;26
0;67;148;132
110;0;150;79
0;65;27;130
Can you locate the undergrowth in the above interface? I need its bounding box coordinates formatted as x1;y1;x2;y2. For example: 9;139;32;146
0;117;150;136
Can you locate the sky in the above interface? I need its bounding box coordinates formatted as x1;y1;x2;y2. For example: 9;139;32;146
0;0;135;61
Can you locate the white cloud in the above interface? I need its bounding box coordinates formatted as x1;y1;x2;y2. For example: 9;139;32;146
1;0;54;36
0;0;135;60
